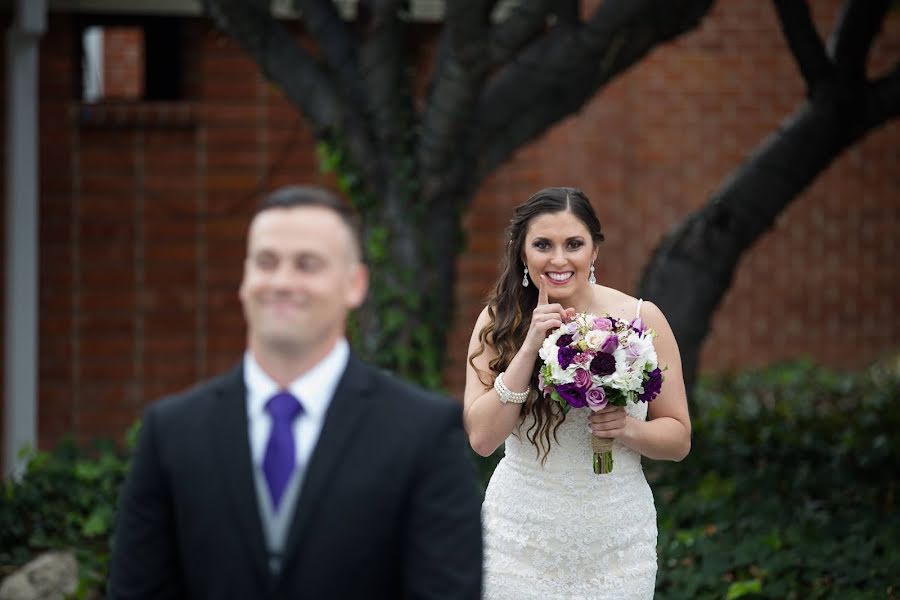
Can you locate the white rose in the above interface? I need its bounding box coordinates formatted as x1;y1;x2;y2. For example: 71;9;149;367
539;337;558;362
583;330;606;350
551;361;575;383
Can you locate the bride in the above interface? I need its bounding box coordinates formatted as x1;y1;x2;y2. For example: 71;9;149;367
464;187;691;599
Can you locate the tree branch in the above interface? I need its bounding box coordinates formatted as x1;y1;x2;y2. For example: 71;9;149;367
447;0;493;60
204;0;379;185
638;56;900;390
488;0;553;66
638;104;848;390
471;0;714;186
772;0;833;92
554;0;580;27
864;61;900;128
828;0;891;80
292;0;366;108
359;0;416;156
417;1;494;174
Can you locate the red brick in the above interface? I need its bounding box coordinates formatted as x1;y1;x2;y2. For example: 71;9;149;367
79;359;135;381
81;290;137;313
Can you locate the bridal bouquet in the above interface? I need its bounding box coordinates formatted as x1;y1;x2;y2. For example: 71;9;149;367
538;312;664;474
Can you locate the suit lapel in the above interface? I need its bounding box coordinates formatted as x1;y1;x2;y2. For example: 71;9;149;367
211;365;270;586
279;354;376;572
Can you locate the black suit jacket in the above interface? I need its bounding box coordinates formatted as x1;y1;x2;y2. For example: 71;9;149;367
108;354;483;599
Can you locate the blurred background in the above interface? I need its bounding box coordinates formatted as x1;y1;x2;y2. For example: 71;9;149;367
1;1;898;598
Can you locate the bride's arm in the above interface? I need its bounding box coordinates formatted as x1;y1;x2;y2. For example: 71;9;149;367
463;307;535;457
465;278;573;456
589;301;692;461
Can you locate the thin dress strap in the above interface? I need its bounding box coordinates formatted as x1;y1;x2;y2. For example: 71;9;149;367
635;298;643;319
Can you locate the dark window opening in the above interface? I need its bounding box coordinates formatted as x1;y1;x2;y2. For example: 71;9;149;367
78;16;183;103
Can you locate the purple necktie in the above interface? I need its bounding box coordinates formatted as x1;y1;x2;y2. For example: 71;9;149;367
263;391;303;511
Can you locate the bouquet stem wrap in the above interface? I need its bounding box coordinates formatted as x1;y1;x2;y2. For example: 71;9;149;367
591;435;614;474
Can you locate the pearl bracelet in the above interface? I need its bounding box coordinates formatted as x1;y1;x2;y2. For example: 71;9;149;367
494;371;530;404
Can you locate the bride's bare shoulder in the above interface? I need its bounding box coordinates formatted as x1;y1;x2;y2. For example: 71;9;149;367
595;285;639;317
598;285;636;303
475;303;494;326
470;303;497;340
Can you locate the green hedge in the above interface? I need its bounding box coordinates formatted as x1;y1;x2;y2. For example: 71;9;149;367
0;424;138;597
647;360;900;599
2;361;898;599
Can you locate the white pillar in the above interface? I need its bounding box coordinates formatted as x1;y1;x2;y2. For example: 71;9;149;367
4;0;45;479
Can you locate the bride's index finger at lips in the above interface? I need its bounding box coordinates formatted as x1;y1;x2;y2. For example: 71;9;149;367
538;274;549;306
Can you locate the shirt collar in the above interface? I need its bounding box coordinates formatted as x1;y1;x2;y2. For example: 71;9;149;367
244;339;350;419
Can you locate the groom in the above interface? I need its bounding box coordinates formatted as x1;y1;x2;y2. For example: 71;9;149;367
108;186;483;599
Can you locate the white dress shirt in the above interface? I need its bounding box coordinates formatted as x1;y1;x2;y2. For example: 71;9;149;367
243;338;349;484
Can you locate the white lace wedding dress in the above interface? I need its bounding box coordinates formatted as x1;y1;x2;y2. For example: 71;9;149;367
482;399;657;599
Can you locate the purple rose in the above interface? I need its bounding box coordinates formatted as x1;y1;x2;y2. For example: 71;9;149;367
639;368;664;402
593;317;613;331
558;345;579;369
630;317;646;333
556;334;574;347
573;368;592;390
625;343;643;360
590;352;616;376
600;334;619;354
556;382;587;408
587;387;608;411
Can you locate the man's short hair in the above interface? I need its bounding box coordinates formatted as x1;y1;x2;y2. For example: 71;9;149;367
256;185;364;260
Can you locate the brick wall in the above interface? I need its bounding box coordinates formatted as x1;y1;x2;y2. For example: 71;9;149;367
0;1;898;448
101;27;144;99
19;15;337;446
444;2;900;394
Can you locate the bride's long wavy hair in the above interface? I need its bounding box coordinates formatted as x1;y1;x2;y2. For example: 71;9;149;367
469;187;605;462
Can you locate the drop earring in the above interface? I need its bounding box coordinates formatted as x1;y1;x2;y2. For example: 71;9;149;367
589;264;596;285
522;264;529;287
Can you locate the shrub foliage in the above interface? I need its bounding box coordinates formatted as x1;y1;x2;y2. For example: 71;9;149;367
0;425;138;596
649;361;900;599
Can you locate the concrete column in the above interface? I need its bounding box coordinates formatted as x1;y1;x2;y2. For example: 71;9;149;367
4;0;46;478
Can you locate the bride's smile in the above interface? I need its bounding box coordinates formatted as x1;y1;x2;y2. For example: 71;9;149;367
545;271;574;284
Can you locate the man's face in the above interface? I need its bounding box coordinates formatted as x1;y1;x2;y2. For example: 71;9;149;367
239;206;368;358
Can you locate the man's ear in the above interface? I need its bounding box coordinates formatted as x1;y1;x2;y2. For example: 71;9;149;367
346;263;369;309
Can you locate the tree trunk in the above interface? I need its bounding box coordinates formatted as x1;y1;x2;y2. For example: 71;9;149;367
639;80;898;393
204;0;717;387
638;0;899;395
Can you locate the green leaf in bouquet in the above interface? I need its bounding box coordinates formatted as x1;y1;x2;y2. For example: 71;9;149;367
540;363;553;381
549;388;562;407
606;388;627;407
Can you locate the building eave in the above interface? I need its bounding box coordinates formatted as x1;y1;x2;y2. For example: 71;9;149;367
1;0;447;21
